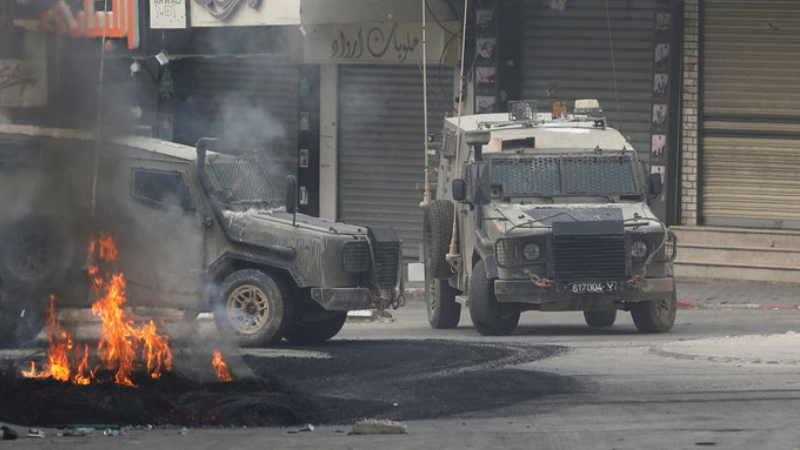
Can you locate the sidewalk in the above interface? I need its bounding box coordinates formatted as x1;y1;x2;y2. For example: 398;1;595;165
402;278;800;310
675;278;800;310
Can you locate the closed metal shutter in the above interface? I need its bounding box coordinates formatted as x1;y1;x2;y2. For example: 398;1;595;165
338;65;454;261
520;0;659;161
701;0;800;229
190;55;299;190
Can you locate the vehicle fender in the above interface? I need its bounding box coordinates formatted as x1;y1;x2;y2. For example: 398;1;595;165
473;243;499;279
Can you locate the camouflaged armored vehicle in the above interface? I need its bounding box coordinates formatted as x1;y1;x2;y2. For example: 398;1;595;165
0;124;402;347
422;100;676;335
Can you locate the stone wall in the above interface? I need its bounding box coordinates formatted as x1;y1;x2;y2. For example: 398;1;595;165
680;0;700;225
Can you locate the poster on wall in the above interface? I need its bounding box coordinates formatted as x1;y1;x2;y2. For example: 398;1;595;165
0;59;47;107
299;186;309;206
473;2;499;113
299;149;309;168
150;0;186;29
190;0;300;27
652;134;666;157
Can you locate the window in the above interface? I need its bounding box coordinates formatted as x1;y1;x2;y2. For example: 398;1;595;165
132;169;192;210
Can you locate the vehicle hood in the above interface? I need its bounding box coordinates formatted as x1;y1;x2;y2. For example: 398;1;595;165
487;202;663;235
223;208;369;236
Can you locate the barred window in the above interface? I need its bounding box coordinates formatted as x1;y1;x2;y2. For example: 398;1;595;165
490;154;639;197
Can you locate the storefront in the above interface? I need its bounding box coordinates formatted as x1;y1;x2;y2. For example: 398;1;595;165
699;0;800;230
297;18;457;261
516;0;682;223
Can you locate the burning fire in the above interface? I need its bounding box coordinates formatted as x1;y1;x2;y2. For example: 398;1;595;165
212;350;233;382
23;231;175;386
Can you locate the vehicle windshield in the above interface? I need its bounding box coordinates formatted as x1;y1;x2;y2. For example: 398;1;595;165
205;153;283;208
489;152;642;198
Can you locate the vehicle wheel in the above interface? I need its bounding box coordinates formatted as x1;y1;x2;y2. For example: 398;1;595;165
0;216;73;294
214;269;293;347
468;260;519;336
583;309;617;327
284;309;348;345
426;276;461;329
0;292;47;348
631;289;677;333
423;199;454;279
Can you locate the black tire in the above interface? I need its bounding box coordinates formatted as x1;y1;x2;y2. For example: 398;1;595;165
426;276;461;329
0;292;47;348
423;200;454;279
284;309;348;345
0;216;73;294
583;309;617;327
631;288;677;333
214;269;293;347
468;260;520;336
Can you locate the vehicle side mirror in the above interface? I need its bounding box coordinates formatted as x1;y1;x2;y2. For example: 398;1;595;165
468;161;491;206
647;172;663;197
286;175;299;214
453;179;467;202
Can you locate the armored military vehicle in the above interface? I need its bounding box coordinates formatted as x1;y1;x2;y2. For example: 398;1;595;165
0;124;402;347
423;100;676;335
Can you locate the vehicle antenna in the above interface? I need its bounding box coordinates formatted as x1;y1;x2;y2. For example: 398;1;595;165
448;0;469;258
421;0;432;206
89;0;110;240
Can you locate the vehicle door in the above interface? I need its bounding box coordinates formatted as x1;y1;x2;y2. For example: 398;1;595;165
94;152;205;310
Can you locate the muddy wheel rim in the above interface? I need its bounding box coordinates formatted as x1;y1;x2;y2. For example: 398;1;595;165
656;298;672;319
227;284;270;335
427;278;437;315
7;230;53;278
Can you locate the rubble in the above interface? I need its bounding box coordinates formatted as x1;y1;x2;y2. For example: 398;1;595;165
349;419;408;435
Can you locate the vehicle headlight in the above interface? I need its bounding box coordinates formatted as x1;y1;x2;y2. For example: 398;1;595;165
631;240;648;260
522;242;541;261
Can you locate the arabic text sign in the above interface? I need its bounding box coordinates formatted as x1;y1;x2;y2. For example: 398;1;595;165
41;0;140;49
301;22;446;65
0;59;47;107
151;0;186;29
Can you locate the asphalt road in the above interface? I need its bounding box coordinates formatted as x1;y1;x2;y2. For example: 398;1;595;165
1;302;799;450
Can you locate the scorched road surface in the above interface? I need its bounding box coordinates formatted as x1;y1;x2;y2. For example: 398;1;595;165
0;303;798;450
245;340;571;424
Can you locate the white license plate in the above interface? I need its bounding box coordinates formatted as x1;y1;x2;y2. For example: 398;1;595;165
568;281;618;295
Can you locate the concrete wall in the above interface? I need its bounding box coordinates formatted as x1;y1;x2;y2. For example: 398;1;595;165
319;64;338;221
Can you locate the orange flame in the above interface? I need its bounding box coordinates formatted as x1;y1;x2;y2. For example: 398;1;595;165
22;231;174;387
212;350;233;382
20;296;92;385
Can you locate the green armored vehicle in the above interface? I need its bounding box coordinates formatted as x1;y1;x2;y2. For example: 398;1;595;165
0;124;402;347
423;100;676;335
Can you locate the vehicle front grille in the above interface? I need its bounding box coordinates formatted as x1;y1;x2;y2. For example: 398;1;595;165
552;235;626;282
369;228;401;289
341;240;370;274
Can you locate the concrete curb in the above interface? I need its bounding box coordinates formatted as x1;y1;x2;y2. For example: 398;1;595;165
677;300;800;310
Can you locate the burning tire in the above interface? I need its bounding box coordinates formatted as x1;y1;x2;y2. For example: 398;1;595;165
284;308;347;345
468;260;520;336
0;291;46;347
426;277;461;329
583;309;617;327
631;288;677;333
423;200;454;279
0;216;73;294
215;269;293;347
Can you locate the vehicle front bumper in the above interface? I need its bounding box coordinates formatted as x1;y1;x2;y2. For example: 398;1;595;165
311;288;381;311
493;277;674;307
